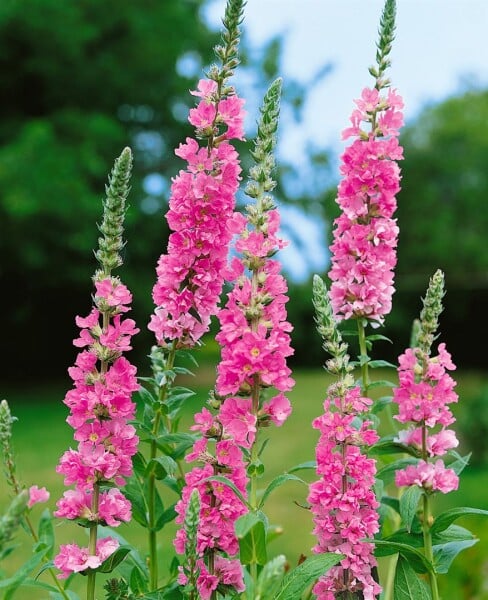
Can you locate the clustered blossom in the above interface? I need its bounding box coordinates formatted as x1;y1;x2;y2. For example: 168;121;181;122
54;276;139;577
174;422;247;599
149;78;245;348
176;80;294;595
329;86;404;325
27;485;50;508
308;386;381;600
215;209;294;413
55;538;119;580
393;343;459;494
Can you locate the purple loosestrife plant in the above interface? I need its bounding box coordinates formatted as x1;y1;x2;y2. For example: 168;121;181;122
54;148;139;599
175;77;296;600
139;0;246;589
309;275;381;600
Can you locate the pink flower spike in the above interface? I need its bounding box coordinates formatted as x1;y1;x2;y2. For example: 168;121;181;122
28;485;50;508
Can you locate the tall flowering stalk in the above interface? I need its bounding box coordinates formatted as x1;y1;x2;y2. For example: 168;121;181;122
309;276;381;600
174;78;295;598
54;148;139;600
393;271;459;600
144;0;245;588
328;0;403;394
148;0;245;349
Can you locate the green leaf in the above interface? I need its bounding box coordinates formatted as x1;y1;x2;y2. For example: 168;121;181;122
381;495;400;514
370;440;419;457
124;477;149;528
287;461;317;473
129;564;148;594
433;524;475;544
393;556;431;600
371;395;393;414
374;540;433;573
447;451;471;476
400;486;423;532
95;546;131;573
97;527;148;578
254;554;286;600
47;591;80;600
366;334;393;344
235;511;267;566
368;359;397;368
382;528;424;549
431;506;488;535
0;547;48;596
145;456;178;480
377;458;418;486
12;578;58;593
274;553;343;600
137;385;158;407
259;474;306;509
155;503;178;532
433;539;478;574
367;379;397;390
205;475;249;508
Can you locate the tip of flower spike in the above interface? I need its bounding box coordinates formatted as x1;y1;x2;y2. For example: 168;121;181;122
372;0;397;89
95;148;133;276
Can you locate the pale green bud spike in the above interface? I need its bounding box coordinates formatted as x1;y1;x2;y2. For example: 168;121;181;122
183;489;201;599
0;400;18;491
371;0;396;89
418;269;445;355
0;490;28;553
95;147;133;278
212;0;246;89
245;78;282;208
312;275;352;375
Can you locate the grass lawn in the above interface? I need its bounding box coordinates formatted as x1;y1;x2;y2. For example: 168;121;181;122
1;368;488;599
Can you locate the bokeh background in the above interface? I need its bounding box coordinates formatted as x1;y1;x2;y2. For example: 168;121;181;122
1;0;488;598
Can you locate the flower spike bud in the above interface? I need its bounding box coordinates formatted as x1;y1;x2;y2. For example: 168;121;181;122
245;78;282;204
312;275;351;376
95;147;133;278
418;269;445;355
0;490;28;553
215;0;246;87
0;400;18;491
373;0;397;89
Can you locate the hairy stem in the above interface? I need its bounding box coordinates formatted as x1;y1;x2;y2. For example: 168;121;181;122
86;482;100;600
148;344;176;590
357;319;370;395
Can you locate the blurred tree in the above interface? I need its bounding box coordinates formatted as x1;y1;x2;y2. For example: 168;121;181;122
289;87;488;368
0;0;217;380
392;87;488;365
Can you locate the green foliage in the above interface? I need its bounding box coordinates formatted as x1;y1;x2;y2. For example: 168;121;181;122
0;0;217;380
274;553;344;600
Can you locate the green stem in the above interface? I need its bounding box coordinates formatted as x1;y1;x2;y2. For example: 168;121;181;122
148;343;176;591
382;552;398;600
422;493;439;600
421;423;439;600
86;482;100;600
357;319;370;395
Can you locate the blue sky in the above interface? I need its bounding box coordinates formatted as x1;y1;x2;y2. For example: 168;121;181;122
201;1;488;280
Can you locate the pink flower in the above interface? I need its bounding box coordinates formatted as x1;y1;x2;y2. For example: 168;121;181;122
28;485;50;508
329;87;404;325
395;460;459;494
150;78;244;349
309;387;380;598
54;537;119;579
262;393;292;426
